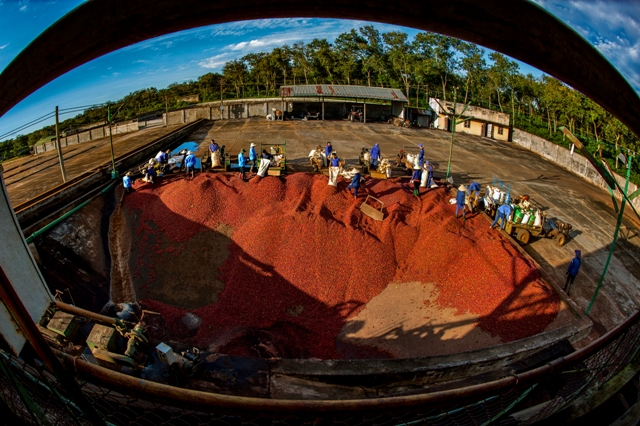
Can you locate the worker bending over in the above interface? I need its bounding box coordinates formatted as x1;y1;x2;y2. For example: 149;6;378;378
490;203;513;230
144;161;156;184
347;168;363;198
418;144;424;166
155;150;169;164
370;143;381;169
411;165;422;197
184;150;196;180
257;150;272;177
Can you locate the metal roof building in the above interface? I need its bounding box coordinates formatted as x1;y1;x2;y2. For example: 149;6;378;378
279;85;408;122
279;85;409;102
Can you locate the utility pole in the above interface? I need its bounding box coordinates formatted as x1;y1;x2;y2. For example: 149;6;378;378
586;153;632;315
54;106;67;183
164;96;168;127
435;87;473;182
108;106;117;179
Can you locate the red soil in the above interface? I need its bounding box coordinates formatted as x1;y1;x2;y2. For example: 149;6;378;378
124;173;561;359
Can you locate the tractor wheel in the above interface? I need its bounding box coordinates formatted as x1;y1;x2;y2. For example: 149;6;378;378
557;234;567;246
516;229;531;245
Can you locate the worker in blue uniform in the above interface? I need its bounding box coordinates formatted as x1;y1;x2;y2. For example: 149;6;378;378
249;143;257;173
425;161;434;188
123;172;133;193
209;139;220;168
418;144;424;166
237;148;247;180
370;143;381;169
184;150;196;180
324;142;333;167
411;165;422;197
145;163;156;184
468;181;481;197
455;185;467;219
564;250;582;295
490;203;513;230
347;168;363;198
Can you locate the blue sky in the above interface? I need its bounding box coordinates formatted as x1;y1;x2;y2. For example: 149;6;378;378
0;0;639;139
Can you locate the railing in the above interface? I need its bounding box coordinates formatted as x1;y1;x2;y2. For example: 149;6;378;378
1;309;639;425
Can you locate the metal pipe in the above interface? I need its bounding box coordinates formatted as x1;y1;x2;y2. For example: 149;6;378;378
24;180;117;243
0;265;105;425
55;308;640;415
54;300;130;328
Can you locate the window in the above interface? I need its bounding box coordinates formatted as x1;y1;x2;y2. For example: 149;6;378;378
497;126;504;135
463;120;471;128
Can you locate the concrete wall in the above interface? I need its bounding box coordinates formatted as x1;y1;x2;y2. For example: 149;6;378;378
512;129;640;212
438;100;510;126
34;121;141;155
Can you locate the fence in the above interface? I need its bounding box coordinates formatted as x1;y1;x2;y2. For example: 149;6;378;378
1;309;639;425
512;129;640;213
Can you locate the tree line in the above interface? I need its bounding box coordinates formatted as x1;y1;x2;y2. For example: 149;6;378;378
1;26;638;181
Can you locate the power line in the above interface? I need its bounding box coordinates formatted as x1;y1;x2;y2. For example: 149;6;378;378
0;111;56;141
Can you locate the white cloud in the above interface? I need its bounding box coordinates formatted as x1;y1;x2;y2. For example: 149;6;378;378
133;59;149;64
0;43;8;50
535;0;640;91
198;53;233;69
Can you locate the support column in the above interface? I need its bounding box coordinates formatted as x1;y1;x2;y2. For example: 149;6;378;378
54;106;67;183
364;101;367;124
322;97;325;122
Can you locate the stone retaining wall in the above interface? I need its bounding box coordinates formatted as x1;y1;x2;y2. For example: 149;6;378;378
512;129;640;212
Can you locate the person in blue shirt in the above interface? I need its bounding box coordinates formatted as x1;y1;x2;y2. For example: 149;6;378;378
347;168;363;198
237;148;247;180
425;161;434;188
184;150;196;180
328;152;341;186
324;142;333;167
564;250;582;295
370;143;381;169
455;185;467;219
145;163;157;184
122;172;133;193
417;143;424;166
490;203;513;230
155;150;168;164
468;181;480;197
209;139;220;168
411;165;422;197
249;143;258;173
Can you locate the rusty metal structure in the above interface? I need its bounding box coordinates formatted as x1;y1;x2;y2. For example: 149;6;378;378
1;0;640;424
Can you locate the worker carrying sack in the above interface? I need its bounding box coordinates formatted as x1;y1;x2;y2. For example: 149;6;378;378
328;167;340;186
257;158;270;177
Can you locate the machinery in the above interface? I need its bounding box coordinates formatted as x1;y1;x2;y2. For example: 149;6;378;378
258;142;287;176
156;343;203;377
86;322;148;371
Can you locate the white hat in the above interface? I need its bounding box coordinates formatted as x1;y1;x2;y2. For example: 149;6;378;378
350;168;359;174
459;185;467;191
250;143;256;147
148;159;155;165
413;165;421;170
